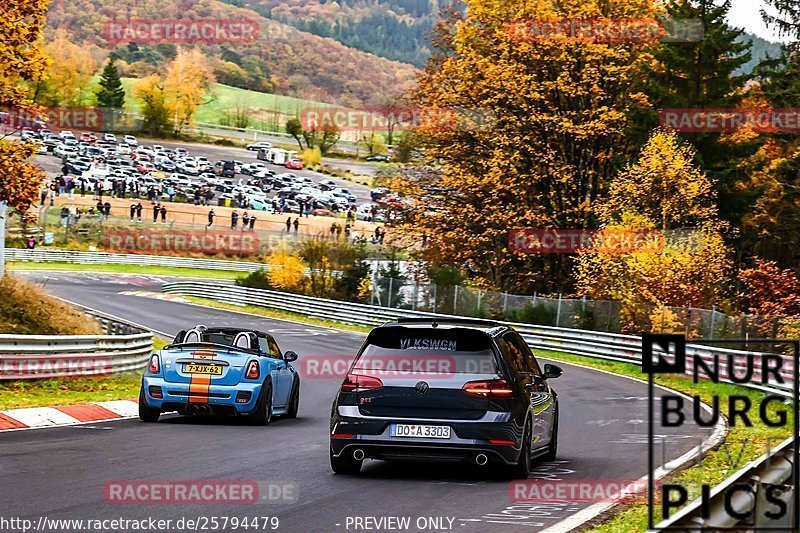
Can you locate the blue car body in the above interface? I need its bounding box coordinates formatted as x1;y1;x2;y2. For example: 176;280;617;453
139;326;300;423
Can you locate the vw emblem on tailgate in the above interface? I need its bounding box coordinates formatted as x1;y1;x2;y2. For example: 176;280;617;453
415;381;429;394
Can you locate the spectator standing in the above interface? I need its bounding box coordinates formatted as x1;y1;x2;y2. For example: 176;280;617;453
285;217;291;232
136;203;143;222
249;215;256;232
242;212;250;231
160;205;167;223
231;210;239;230
130;203;136;221
103;202;111;221
293;218;299;233
153;203;160;223
40;188;47;206
80;179;86;197
207;209;215;228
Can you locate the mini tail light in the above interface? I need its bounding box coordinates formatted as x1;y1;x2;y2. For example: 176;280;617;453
462;379;514;400
340;373;383;392
148;385;163;399
147;354;160;374
245;361;260;380
236;391;252;403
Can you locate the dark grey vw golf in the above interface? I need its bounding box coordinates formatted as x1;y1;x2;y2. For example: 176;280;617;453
329;318;562;478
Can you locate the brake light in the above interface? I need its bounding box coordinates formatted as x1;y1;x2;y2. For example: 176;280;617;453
462;379;514;399
340;373;383;392
147;354;160;374
245;361;260;380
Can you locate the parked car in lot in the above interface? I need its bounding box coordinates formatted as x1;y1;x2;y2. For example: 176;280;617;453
329;318;561;476
214;160;236;177
332;187;357;202
318;179;337;191
285;159;303;170
103;133;117;143
247;141;273;151
366;154;390;162
123;134;138;146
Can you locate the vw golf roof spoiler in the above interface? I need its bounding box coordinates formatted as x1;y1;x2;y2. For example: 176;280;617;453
391;317;502;328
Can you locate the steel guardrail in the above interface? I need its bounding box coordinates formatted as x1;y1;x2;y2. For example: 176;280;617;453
0;306;154;380
161;281;795;398
7;248;264;273
654;436;796;530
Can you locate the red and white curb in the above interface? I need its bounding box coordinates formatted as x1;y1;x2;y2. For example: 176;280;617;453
0;400;139;432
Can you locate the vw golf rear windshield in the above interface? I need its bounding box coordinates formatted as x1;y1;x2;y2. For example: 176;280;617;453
355;327;499;374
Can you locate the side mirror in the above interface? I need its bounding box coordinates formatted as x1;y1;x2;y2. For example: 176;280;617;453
284;351;299;363
543;364;563;379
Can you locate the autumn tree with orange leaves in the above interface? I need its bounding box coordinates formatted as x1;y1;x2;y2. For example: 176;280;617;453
0;0;49;219
394;0;662;292
575;130;733;331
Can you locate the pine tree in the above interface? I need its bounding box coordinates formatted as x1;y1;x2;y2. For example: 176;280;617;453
96;58;125;109
648;0;753;239
651;0;751;110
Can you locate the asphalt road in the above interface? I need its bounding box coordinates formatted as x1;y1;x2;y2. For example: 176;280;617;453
2;272;716;532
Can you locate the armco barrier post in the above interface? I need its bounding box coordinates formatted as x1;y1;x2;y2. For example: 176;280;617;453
0;201;6;278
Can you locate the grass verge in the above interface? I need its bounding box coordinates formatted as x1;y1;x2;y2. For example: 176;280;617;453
535;350;794;532
182;296;372;334
0;340;167;410
8;262;242;280
0;370;143;410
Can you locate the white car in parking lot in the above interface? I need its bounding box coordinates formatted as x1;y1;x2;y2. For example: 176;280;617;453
123;135;137;146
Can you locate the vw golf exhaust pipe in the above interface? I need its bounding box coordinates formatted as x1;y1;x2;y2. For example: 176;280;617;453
352;449;365;461
475;454;488;466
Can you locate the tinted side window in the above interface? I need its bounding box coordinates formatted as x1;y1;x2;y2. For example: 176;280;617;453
503;332;541;378
495;336;521;375
258;336;282;358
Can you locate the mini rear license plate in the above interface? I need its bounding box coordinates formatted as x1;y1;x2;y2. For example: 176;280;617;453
391;424;451;439
183;364;222;375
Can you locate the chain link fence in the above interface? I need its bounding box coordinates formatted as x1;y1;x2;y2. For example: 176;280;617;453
368;276;793;344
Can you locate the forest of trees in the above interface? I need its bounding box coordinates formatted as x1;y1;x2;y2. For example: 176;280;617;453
224;0;449;67
44;0;417;106
390;0;800;329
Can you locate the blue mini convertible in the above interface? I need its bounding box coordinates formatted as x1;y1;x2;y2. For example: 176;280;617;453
139;325;300;424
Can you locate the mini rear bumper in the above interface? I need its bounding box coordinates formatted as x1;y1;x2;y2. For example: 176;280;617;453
330;407;523;465
142;377;261;415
